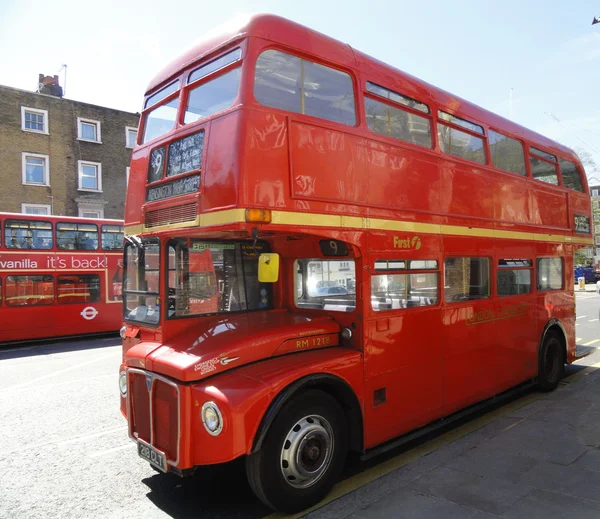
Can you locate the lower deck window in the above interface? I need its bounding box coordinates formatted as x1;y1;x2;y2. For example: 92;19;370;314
538;257;563;290
444;257;490;302
372;272;438;310
57;274;101;304
496;259;532;296
5;275;54;306
295;259;356;312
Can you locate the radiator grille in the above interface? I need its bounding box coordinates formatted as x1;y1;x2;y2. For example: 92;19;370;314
130;372;151;441
128;370;180;466
145;203;196;228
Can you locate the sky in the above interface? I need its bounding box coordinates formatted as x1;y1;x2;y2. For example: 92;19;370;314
2;0;600;182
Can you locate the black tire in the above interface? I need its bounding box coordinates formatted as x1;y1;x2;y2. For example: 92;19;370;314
245;389;348;514
537;331;565;392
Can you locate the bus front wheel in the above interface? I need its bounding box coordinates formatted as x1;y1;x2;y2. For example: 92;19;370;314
537;331;564;392
246;390;348;514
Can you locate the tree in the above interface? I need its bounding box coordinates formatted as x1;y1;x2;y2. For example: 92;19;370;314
574;147;600;181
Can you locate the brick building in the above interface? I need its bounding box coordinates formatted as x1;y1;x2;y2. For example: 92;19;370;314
0;75;139;219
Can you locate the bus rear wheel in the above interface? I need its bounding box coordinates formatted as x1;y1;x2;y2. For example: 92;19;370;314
537;331;564;392
246;390;347;514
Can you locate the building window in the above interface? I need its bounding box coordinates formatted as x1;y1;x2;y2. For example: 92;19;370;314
21;203;51;215
592;188;599;197
21;107;48;134
78;204;104;219
126;127;138;148
77;118;101;142
22;153;50;186
78;161;102;191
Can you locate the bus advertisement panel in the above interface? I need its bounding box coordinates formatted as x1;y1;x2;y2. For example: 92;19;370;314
0;213;124;343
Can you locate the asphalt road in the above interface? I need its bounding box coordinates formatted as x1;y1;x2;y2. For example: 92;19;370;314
0;290;598;519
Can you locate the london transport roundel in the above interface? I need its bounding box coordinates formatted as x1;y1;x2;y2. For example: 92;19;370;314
80;306;99;320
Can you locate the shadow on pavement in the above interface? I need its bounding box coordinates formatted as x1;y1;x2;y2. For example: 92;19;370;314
0;333;120;360
143;458;272;519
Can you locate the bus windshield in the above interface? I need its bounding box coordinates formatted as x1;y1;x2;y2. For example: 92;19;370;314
167;239;272;318
123;241;160;325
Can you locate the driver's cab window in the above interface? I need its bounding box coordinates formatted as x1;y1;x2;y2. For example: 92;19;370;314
294;259;356;312
444;257;490;302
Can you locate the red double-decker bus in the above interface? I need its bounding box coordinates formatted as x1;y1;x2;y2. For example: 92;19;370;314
119;15;593;513
0;213;124;344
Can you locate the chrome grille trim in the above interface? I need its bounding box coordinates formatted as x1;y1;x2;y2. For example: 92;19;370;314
126;368;181;468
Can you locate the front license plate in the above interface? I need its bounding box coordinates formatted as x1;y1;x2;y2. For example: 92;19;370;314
137;440;167;472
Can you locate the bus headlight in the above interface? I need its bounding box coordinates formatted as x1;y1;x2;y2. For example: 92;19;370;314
120;326;127;339
119;371;128;397
201;402;223;435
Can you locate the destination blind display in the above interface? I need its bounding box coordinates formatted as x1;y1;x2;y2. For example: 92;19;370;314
146;174;200;202
167;131;204;177
574;214;591;234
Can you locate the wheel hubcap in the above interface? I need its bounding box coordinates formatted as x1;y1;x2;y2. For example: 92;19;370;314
280;414;334;489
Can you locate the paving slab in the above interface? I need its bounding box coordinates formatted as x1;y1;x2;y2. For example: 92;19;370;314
346;488;483;519
503;489;600;519
444;448;538;482
518;461;600;504
571;448;600;472
406;466;532;515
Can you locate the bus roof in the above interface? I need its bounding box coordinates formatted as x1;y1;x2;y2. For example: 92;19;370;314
146;13;579;163
0;212;123;224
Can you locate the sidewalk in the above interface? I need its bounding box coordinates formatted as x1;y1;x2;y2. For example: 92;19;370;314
575;283;599;293
307;366;600;519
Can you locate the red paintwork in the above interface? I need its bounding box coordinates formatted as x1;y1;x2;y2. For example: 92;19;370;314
125;310;340;382
0;213;123;343
121;14;592;471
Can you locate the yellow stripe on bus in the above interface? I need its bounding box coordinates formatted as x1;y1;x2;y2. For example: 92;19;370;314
124;208;594;246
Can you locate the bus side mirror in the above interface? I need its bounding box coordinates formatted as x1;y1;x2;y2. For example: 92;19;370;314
258;253;279;282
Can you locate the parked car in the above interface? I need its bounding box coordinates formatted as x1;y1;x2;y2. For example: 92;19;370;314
316;286;349;296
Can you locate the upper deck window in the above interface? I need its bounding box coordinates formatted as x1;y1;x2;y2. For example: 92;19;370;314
188;48;241;84
439;111;484;135
101;224;124;250
145;81;179;109
254;49;356;126
365;82;432;148
184;68;241;125
366;83;429;113
56;223;98;250
529;147;558;185
489;130;526;176
559;159;583;192
142;98;179;144
437;111;486;165
4;219;52;249
530;146;556;162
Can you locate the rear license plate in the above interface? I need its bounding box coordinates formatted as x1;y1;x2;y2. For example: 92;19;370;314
137;440;167;472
